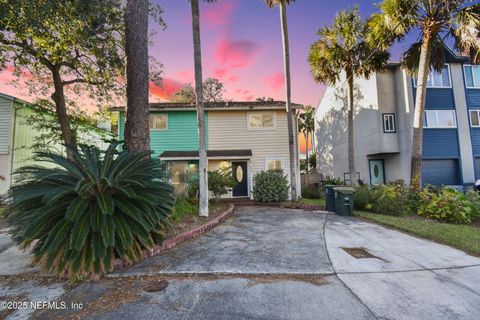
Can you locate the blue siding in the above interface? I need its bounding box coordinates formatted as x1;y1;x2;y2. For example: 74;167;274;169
470;128;480;156
424;89;455;109
422;129;460;159
466;89;480;107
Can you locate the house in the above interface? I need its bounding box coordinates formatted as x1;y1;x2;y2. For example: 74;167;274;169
112;101;302;199
0;93;114;197
315;46;480;186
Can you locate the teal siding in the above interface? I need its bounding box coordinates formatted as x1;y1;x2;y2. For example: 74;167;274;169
118;111;208;156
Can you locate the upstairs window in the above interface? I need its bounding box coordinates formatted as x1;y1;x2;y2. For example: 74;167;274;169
470;110;480;127
414;65;451;88
464;65;480;88
383;113;396;133
149;114;168;130
423;110;457;128
248;112;275;129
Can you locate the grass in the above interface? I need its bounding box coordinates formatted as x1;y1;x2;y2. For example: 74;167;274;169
356;210;480;256
297;197;326;207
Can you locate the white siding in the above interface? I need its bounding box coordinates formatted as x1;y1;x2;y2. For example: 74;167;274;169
0;96;13;155
208;110;297;197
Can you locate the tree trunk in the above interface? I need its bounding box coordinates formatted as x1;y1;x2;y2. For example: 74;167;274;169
191;0;209;217
410;33;433;187
347;70;356;186
124;0;150;152
305;130;309;172
51;67;75;159
279;2;298;201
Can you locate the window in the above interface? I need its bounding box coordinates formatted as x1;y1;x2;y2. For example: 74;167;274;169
423;110;457;128
470;110;480;127
414;65;451;88
149;114;167;130
383;113;396;133
464;65;480;88
265;158;284;171
248;112;275;129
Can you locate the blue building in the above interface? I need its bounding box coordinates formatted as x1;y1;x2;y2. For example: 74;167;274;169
315;45;480;186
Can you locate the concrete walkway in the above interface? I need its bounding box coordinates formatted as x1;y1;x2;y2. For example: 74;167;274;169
4;206;480;319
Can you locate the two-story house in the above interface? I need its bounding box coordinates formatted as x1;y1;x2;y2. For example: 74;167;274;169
0;93;113;198
112;101;302;199
315;45;480;186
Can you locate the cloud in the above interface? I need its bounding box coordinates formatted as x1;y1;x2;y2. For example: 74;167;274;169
149;78;184;100
202;1;237;28
175;68;194;83
215;39;260;68
212;68;239;83
234;88;254;101
264;72;285;91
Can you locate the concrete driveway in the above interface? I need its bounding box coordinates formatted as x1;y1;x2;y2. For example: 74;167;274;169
25;206;480;319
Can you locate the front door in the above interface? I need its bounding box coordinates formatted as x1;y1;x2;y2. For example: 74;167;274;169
369;160;385;185
232;162;248;197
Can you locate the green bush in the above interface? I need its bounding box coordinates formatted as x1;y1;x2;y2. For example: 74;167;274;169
302;188;321;199
323;177;343;185
4;144;174;277
208;167;235;203
252;170;289;202
186;167;235;203
170;198;198;222
353;186;373;210
418;188;479;224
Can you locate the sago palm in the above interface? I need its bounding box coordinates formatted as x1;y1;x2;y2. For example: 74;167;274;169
308;6;390;186
299;105;315;171
263;0;298;200
367;0;480;185
4;144;174;277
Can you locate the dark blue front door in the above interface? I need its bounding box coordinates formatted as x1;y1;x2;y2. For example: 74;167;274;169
232;162;248;197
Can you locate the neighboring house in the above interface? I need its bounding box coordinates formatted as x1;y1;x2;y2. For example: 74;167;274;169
315;45;480;187
0;93;114;197
112;101;302;199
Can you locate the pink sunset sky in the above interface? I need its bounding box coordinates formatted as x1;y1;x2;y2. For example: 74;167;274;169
0;0;406;112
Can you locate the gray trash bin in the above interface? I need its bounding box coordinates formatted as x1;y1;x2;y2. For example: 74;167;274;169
324;185;336;212
334;187;355;216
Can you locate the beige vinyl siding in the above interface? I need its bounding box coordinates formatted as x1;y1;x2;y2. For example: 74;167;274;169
208;110;293;189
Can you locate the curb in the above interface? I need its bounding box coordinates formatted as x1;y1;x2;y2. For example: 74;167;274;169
111;203;236;272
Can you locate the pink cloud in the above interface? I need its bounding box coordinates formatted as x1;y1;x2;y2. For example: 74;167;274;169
264;72;285;91
212;68;239;83
202;1;237;27
150;78;184;100
234;88;254;101
175;68;194;83
215;39;260;68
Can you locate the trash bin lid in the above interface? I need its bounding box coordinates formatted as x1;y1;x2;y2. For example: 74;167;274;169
334;187;355;194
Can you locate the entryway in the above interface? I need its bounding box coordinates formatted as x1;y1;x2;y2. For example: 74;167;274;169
369;159;385;185
232;161;248;197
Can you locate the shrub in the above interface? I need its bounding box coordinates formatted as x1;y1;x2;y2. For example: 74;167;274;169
353;186;373;210
418;188;478;224
4;144;174;277
370;184;413;216
323;177;343;185
170;197;198;222
186;167;235;203
208;167;235;203
302;188;322;199
253;170;289;202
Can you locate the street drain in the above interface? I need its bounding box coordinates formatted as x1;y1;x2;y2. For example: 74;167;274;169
342;247;380;259
143;280;169;293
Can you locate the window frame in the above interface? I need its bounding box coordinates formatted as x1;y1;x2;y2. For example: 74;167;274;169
470;110;480;128
382;113;396;133
413;64;452;89
149;113;168;131
247;111;277;130
423;110;457;129
464;64;480;89
264;157;285;171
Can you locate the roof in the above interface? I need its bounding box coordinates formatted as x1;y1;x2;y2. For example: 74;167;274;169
159;149;252;159
110;101;303;112
0;93;32;106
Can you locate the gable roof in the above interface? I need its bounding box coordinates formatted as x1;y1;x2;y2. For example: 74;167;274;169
110;100;303;112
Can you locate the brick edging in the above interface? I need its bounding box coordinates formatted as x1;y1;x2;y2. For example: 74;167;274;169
111;203;236;271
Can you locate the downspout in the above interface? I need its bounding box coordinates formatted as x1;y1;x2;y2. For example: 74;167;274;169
9;102;19;189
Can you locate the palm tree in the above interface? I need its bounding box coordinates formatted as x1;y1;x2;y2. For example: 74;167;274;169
367;0;480;186
299;105;315;171
190;0;216;217
308;6;390;186
124;0;150;152
264;0;298;200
